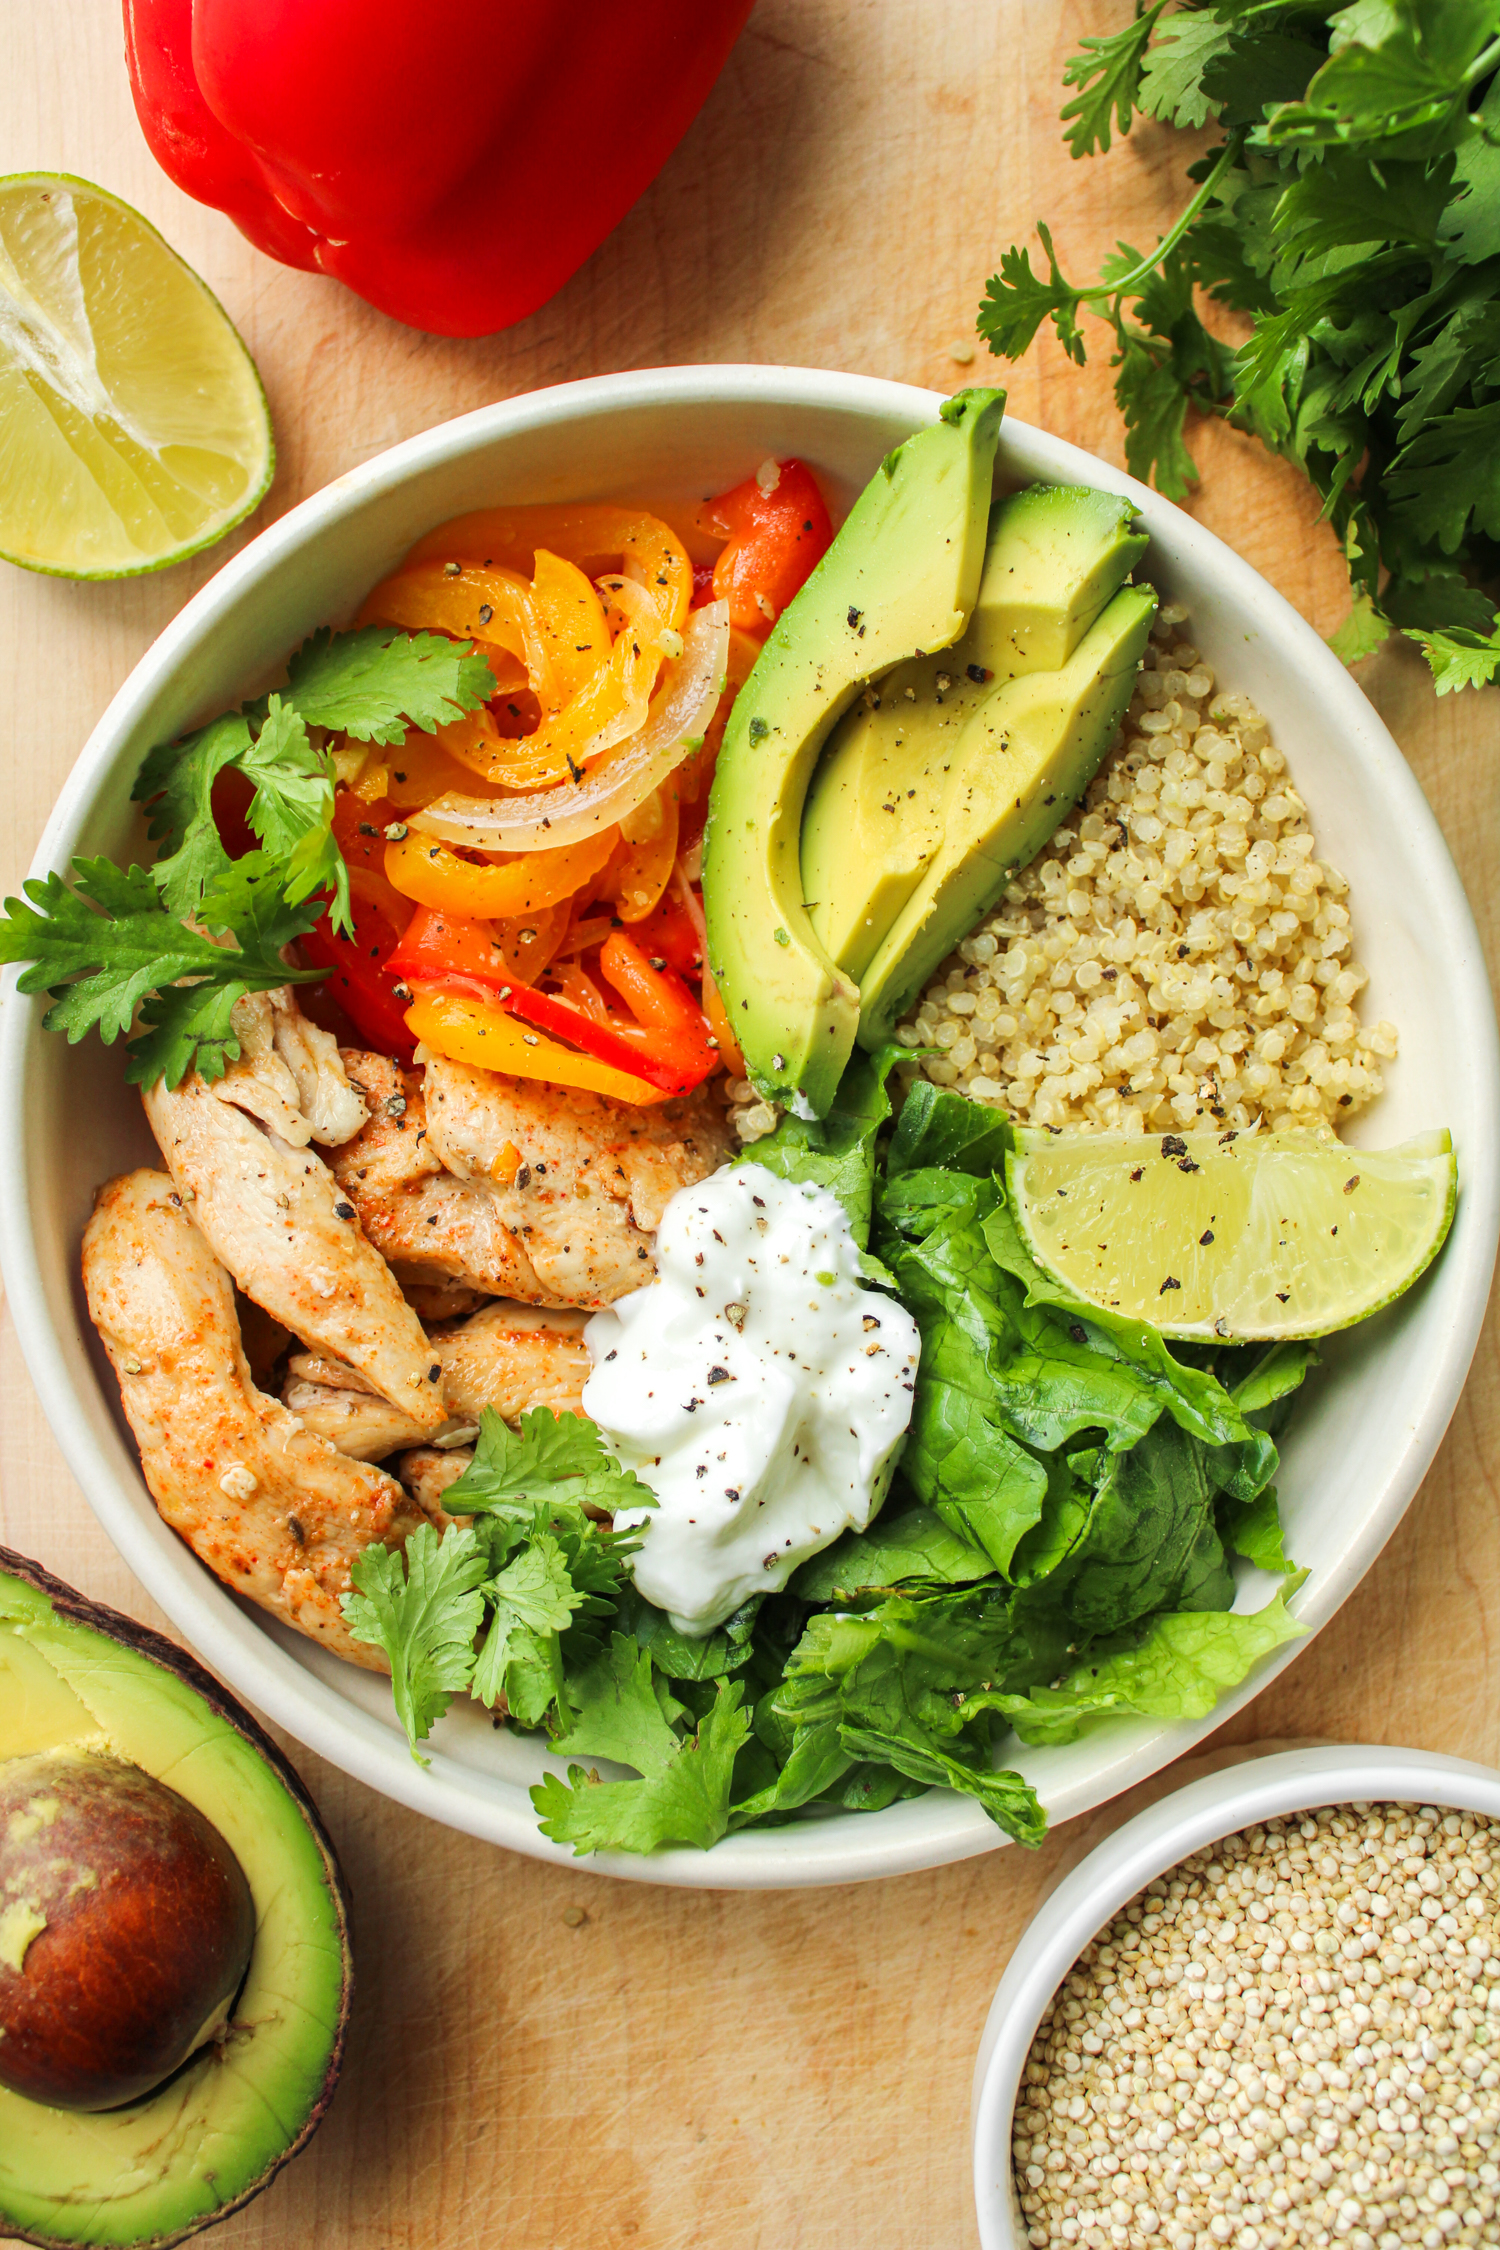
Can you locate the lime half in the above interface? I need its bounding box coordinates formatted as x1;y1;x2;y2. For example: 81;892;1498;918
1007;1126;1457;1341
0;173;273;578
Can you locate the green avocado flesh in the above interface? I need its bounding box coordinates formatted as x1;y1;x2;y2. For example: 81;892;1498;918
802;484;1148;981
856;581;1158;1045
702;386;1006;1117
0;1559;349;2250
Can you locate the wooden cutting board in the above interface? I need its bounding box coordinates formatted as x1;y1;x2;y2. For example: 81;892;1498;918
2;6;1498;2245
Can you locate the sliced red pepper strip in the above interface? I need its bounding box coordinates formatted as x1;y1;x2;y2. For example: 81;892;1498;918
296;904;416;1061
502;981;709;1098
704;459;834;634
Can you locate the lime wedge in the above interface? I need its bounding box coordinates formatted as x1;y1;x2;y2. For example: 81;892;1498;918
1006;1126;1457;1340
0;173;273;578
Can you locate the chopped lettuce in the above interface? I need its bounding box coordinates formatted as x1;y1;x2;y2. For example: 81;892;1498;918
988;1582;1306;1746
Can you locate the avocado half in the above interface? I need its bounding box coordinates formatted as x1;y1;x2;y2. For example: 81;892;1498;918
0;1548;352;2249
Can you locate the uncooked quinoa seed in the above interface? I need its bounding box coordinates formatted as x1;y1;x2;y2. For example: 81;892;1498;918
1014;1802;1500;2250
895;607;1397;1137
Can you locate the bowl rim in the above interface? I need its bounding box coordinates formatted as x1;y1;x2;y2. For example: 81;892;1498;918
2;361;1497;1888
970;1743;1500;2249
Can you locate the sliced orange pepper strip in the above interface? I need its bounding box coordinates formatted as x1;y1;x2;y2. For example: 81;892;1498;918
385;828;618;918
530;549;611;704
403;507;692;632
609;786;681;923
407;988;664;1105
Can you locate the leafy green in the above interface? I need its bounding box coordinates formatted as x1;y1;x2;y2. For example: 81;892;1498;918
535;1640;751;1856
790;1500;993;1602
283;623;494;743
744;1042;906;1251
976;0;1500;692
0;854;323;1090
990;1583;1306;1746
441;1405;659;1522
343;1523;490;1762
0;619;496;1091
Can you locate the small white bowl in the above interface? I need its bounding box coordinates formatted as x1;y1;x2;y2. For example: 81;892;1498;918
972;1744;1500;2247
2;365;1498;1887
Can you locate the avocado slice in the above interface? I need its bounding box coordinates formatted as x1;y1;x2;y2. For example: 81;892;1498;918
0;1549;351;2250
856;581;1159;1047
801;484;1147;982
702;386;1006;1119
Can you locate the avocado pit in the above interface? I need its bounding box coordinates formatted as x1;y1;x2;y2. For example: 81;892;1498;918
0;1747;255;2112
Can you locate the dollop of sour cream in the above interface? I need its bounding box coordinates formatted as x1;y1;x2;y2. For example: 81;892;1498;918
581;1165;921;1636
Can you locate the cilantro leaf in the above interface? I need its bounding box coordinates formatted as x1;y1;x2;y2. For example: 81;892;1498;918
1114;339;1199;499
976;227;1085;365
442;1406;658;1521
134;713;249;917
534;1653;750;1856
1327;590;1392;664
1385;397;1500;550
1139;12;1234;133
341;1523;489;1762
284;624;494;743
1404;621;1500;693
0;856;320;1089
1060;4;1166;159
470;1532;587;1728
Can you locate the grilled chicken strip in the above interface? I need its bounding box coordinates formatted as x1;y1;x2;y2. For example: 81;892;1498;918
82;1170;423;1671
213;985;368;1149
334;1051;732;1311
283;1300;591;1460
330;1054;555;1303
397;1446;476;1529
143;1070;448;1432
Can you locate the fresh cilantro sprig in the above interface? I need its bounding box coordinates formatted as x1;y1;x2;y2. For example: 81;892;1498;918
0;854;323;1088
0;621;493;1090
978;1;1500;692
135;624;494;934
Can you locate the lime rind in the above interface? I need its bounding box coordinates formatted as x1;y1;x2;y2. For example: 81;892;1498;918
0;171;274;581
1006;1125;1457;1342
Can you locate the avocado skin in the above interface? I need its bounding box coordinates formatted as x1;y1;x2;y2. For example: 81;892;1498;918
702;387;1006;1119
856;581;1159;1047
802;484;1148;983
0;1547;351;2250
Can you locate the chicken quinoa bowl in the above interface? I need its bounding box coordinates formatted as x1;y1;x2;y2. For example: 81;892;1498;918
2;370;1493;1881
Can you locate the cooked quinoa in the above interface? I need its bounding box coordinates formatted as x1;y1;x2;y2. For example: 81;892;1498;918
893;604;1397;1136
1013;1801;1500;2250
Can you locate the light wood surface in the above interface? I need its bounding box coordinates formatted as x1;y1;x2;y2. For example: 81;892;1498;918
3;7;1498;2246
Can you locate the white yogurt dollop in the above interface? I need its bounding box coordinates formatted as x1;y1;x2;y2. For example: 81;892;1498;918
582;1164;921;1636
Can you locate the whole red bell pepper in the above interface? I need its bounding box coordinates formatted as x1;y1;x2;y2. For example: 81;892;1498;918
122;0;755;336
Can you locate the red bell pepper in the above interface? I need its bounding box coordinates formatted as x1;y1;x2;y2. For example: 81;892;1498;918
705;459;834;633
122;0;755;337
297;902;416;1060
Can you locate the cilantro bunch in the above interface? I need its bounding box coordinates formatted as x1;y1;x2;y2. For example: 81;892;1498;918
979;1;1500;691
0;625;492;1086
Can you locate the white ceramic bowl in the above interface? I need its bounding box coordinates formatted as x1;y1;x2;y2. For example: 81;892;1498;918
971;1744;1500;2247
2;366;1497;1888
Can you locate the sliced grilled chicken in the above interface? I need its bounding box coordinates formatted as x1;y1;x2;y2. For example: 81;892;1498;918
142;1070;448;1432
82;1169;423;1671
214;985;368;1148
282;1300;590;1460
419;1055;731;1307
397;1446;476;1529
331;1054;555;1303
